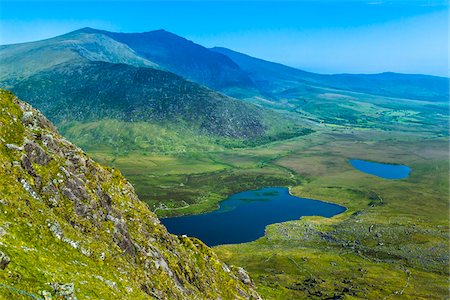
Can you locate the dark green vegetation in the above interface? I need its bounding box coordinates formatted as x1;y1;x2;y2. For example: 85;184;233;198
0;28;311;154
0;90;260;299
11;60;266;138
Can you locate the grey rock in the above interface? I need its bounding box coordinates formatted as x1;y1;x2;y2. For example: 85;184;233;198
62;188;78;202
236;267;252;285
6;143;23;151
48;221;64;240
42;183;60;207
65;177;88;200
49;282;77;300
21;154;36;177
24;140;51;165
21;111;34;126
20;179;40;200
113;222;136;257
0;251;11;269
39;290;52;300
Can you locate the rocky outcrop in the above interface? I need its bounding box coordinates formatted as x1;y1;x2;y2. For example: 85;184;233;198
0;251;10;270
0;90;260;299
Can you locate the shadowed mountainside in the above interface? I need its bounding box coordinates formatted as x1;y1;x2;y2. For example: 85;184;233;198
10;60;266;139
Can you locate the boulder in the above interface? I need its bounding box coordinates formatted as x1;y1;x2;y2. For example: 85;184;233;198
0;251;10;270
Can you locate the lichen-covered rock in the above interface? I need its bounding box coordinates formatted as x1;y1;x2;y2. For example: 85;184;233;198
0;90;260;299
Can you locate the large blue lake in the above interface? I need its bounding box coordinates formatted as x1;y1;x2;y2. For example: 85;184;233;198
161;187;346;246
349;159;411;179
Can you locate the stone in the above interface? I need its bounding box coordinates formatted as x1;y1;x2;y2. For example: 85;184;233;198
6;143;23;151
0;251;10;269
49;282;77;300
21;111;34;126
20;179;40;200
24;140;51;165
236;267;252;285
21;154;37;177
65;177;88;200
39;290;52;300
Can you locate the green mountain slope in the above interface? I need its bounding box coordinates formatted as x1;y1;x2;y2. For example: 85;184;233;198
211;47;449;102
93;28;257;92
8;60;310;154
0;29;157;85
0;90;261;299
10;60;265;138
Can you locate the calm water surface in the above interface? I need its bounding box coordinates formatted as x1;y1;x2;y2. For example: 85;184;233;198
349;159;411;179
161;187;346;246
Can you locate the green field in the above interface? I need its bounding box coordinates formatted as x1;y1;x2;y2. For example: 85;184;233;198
80;91;449;298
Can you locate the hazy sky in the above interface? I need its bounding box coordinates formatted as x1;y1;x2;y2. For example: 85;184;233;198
1;0;448;76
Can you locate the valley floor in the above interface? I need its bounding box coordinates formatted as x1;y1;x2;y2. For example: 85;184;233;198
89;124;449;299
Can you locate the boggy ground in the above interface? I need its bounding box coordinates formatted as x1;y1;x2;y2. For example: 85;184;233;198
89;126;449;299
83;88;449;299
215;130;449;299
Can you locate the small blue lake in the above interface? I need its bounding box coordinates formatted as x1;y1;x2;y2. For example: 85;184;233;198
349;159;411;179
161;187;346;246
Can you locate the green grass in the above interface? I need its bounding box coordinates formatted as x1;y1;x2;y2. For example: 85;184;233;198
49;86;449;298
213;133;449;299
79;123;450;299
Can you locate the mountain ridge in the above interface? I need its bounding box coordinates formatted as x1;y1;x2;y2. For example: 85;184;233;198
84;27;257;91
9;59;267;138
2;27;447;102
211;46;449;102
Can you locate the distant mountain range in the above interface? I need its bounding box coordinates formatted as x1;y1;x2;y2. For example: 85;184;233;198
211;47;449;102
2;27;447;102
0;27;448;153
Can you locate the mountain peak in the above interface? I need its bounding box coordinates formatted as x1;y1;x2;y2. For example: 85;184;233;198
97;29;255;90
71;26;102;34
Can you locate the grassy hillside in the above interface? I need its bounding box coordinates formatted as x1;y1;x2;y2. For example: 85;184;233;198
0;90;260;299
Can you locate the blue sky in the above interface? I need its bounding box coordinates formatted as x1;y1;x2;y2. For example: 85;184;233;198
1;0;448;76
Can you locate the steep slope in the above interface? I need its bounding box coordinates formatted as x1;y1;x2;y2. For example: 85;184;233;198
0;90;260;299
86;28;256;92
10;60;266;139
1;31;310;148
0;29;157;85
211;47;449;102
